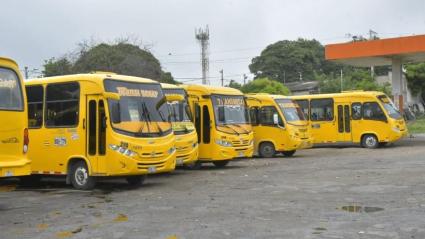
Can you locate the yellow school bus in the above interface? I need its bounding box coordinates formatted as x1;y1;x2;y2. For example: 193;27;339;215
161;83;199;167
183;85;254;168
25;73;177;189
291;91;407;148
0;57;30;178
245;93;313;157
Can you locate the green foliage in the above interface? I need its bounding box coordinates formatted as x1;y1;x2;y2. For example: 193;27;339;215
42;57;73;77
408;116;425;134
405;63;425;96
249;38;345;82
316;69;390;94
226;79;242;90
42;41;177;84
240;77;290;95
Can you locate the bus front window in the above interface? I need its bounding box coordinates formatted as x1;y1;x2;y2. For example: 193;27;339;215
163;88;194;134
377;95;402;119
0;68;23;111
211;95;251;134
275;99;306;124
104;79;172;137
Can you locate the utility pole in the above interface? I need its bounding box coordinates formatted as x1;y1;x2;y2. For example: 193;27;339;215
340;69;343;92
243;74;247;85
195;25;210;85
220;69;224;86
299;72;303;82
24;66;29;79
283;71;286;84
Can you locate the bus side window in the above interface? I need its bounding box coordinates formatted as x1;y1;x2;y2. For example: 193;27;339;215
194;104;201;143
98;100;106;155
351;102;362;120
202;105;210;144
26;85;44;128
259;106;283;127
249;107;259;125
310;98;334;121
45;82;80;127
363;102;387;121
295;100;309;120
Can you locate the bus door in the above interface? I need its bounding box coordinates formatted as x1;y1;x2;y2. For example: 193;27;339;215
310;98;336;143
86;95;107;174
336;103;352;142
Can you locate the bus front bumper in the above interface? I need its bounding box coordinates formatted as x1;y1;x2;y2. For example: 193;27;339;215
176;145;199;166
0;158;31;177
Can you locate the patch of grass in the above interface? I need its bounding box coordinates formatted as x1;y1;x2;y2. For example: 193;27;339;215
408;116;425;134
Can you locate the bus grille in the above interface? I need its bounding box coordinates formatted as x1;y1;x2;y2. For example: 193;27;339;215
232;140;249;147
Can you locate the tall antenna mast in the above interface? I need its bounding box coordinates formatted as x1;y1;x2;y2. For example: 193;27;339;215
195;25;210;85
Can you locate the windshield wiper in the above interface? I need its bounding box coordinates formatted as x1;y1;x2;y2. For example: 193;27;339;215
138;101;152;134
142;101;164;135
220;123;239;135
228;123;250;134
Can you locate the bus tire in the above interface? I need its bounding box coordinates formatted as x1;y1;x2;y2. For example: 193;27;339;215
185;161;202;170
282;150;296;157
70;161;96;190
259;142;276;158
19;175;42;186
361;134;379;149
213;160;229;168
126;175;146;187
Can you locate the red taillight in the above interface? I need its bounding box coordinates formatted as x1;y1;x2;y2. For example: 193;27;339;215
23;128;29;154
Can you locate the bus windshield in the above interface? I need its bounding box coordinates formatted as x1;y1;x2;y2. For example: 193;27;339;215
275;99;306;123
163;88;194;134
104;79;172;137
211;94;251;134
0;67;23;111
377;95;402;119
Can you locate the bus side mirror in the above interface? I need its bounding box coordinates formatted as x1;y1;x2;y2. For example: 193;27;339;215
103;92;120;101
273;113;279;125
218;106;225;122
166;94;184;102
111;103;121;124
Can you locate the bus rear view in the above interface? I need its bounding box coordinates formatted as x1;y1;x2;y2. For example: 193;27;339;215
0;57;30;178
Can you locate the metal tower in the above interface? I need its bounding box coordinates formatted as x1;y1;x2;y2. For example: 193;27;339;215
195;25;210;85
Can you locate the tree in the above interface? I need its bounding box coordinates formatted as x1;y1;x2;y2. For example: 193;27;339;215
42;41;177;84
249;38;344;83
240;78;290;95
405;63;425;99
226;79;241;90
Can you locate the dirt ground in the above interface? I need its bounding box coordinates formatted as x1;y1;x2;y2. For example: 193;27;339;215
1;136;424;239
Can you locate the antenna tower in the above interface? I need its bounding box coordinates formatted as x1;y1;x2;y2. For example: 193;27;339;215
195;25;210;85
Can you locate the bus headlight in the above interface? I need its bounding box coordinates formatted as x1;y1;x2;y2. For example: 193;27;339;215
215;139;233;147
392;127;400;132
109;144;137;157
192;142;198;148
168;147;176;154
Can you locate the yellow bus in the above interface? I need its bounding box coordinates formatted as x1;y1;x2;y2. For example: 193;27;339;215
183;85;254;168
291;91;407;148
0;57;30;178
245;93;313;157
25;73;177;189
161;83;199;167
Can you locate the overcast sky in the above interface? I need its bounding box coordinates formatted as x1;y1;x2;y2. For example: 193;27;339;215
1;0;425;85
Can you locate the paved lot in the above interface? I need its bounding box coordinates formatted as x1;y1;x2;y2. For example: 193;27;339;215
1;136;425;239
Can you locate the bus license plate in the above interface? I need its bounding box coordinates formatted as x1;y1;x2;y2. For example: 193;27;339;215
5;171;13;177
148;166;156;173
176;159;184;166
238;152;244;157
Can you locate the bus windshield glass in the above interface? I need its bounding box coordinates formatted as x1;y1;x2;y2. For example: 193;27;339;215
275;99;306;123
104;79;171;137
163;88;194;134
377;95;402;119
211;94;251;134
0;67;23;111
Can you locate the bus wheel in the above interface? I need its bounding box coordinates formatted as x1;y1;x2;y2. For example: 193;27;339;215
19;175;42;186
213;160;229;168
185;161;202;170
282;150;296;157
126;175;146;187
362;134;379;149
70;161;96;190
259;142;275;158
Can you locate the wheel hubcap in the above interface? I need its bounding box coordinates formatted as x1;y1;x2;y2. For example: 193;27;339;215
75;167;88;186
263;146;272;154
366;137;376;147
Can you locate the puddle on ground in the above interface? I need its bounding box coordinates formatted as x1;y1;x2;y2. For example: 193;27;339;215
340;205;384;213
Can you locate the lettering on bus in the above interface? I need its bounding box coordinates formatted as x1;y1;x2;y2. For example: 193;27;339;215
0;80;17;89
277;102;297;108
116;87;158;98
215;97;244;106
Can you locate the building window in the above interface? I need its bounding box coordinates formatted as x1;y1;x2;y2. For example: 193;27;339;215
310;98;333;121
363;102;386;121
351;102;362;120
45;82;80;127
26;85;44;128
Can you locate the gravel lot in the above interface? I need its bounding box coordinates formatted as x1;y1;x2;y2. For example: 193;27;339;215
1;135;425;239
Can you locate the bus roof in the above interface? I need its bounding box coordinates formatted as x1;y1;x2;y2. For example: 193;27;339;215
26;73;159;86
182;84;243;96
0;56;19;70
290;91;386;100
245;93;291;101
160;83;182;89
